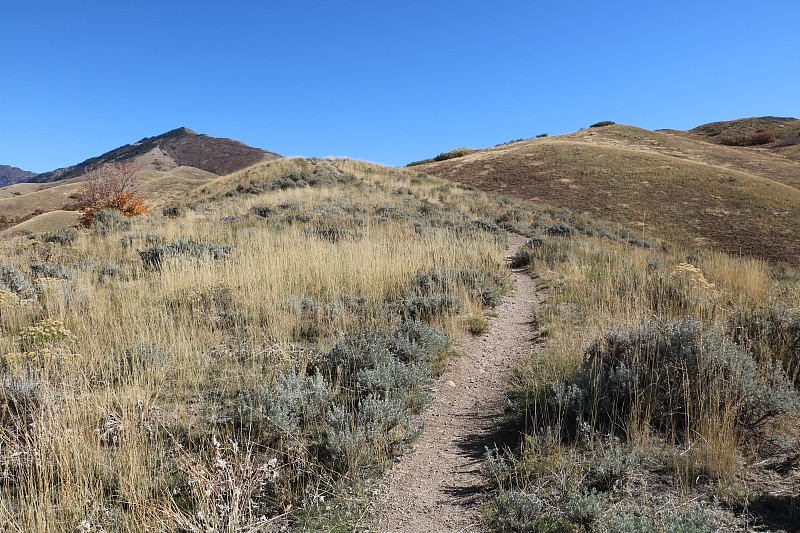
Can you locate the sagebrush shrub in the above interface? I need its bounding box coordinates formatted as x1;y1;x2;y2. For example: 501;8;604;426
29;261;74;280
91;209;131;235
139;238;234;270
0;264;34;298
161;204;185;218
42;228;77;246
540;319;798;439
730;307;800;384
386;294;463;322
412;267;505;308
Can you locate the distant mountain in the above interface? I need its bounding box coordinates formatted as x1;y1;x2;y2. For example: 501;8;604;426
29;127;282;184
0;165;37;187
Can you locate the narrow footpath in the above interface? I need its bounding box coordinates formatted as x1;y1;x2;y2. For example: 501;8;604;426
379;234;540;532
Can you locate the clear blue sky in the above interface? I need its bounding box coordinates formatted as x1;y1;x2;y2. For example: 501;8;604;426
2;1;799;173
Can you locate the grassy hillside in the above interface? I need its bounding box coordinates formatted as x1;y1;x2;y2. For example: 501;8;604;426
0;158;515;530
0;167;221;233
484;206;800;530
0;154;797;531
413;122;800;266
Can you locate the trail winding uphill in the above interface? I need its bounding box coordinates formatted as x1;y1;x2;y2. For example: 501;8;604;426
379;234;540;532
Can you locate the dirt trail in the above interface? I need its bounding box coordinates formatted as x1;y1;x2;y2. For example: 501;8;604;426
378;234;539;532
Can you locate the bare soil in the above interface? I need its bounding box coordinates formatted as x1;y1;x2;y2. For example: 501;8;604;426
378;233;539;532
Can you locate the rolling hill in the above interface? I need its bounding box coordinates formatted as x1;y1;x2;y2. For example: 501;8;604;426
411;118;800;265
0;129;282;234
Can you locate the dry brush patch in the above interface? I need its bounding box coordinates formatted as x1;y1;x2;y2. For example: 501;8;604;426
0;159;512;531
485;209;800;532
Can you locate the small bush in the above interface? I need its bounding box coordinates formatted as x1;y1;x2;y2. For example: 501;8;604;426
545;223;575;237
721;130;777;147
18;319;78;352
590;121;616;128
98;262;121;278
29;261;75;280
748;130;777;145
387;294;463;322
162;204;185;218
42;228;77;246
730;307;800;384
542;320;799;439
139;238;234;270
412;267;506;308
0;264;35;298
118;343;168;380
307;225;363;243
433;148;475;162
536;133;549;138
119;232;164;248
92;209;131;235
0;375;44;439
467;315;490;335
251;205;274;218
388;320;452;367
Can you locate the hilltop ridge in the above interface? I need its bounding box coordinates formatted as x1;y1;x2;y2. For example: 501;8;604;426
411;118;800;265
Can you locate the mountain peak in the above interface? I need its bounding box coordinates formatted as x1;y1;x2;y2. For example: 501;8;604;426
0;164;37;187
28;128;281;184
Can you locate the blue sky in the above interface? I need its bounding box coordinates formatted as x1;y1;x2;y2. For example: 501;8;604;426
2;1;799;173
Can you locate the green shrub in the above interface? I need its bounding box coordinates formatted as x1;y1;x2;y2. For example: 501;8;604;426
545;223;575;237
433;148;475;162
489;491;557;532
590;121;616;128
388;320;452;366
721;130;777;147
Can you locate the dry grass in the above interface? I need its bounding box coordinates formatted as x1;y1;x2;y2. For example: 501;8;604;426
416;124;800;265
0;158;510;530
489;204;800;530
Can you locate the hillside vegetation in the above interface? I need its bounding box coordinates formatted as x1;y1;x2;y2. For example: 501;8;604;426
0;158;516;530
1;154;797;531
0;167;220;234
413;120;800;266
480;203;799;531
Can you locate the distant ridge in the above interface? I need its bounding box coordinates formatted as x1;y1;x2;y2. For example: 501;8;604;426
0;164;37;187
29;127;282;184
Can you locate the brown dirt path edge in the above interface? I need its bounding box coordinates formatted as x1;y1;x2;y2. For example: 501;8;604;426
377;233;539;532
